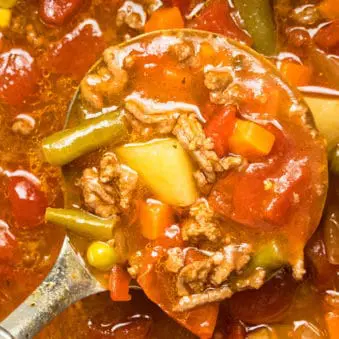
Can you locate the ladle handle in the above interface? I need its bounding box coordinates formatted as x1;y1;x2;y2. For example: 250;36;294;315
0;237;104;339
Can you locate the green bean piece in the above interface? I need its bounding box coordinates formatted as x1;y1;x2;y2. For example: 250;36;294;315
250;240;286;272
45;207;117;240
233;0;277;55
87;241;118;271
42;110;127;166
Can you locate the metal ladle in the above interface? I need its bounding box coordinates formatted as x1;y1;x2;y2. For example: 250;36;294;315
0;236;105;339
0;58;119;339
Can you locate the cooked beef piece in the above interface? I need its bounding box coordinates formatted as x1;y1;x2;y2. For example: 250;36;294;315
11;115;35;136
209;244;252;286
173;114;223;184
204;67;233;104
204;69;233;91
181;198;222;244
174;285;233;312
165;247;185;273
80;152;138;217
116;1;147;31
170;41;195;62
80;48;128;110
80;167;119;218
175;244;253;297
234;268;266;290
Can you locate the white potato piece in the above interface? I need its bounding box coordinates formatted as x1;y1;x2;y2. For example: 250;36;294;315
115;138;198;206
304;95;339;150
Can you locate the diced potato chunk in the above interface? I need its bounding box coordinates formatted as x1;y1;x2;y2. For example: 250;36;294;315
115;138;198;207
304;95;339;150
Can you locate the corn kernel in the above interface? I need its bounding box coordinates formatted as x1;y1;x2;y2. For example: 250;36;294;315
0;8;11;28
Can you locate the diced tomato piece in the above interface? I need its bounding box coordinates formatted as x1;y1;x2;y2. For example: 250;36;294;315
154;224;184;249
209;123;311;229
8;174;47;228
46;19;106;80
39;0;83;26
109;265;131;302
314;20;339;50
188;0;252;45
204;105;237;157
0;221;17;261
0;49;39;105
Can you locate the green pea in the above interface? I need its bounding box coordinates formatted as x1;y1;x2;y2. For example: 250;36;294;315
86;241;117;271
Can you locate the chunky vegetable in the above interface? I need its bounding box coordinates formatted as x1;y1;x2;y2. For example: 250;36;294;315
228;119;275;158
42;110;127;166
318;0;339;20
145;7;184;32
189;0;252;45
233;0;277;55
45;207;117;240
304;95;339;150
280;60;312;87
87;241;117;271
325;312;339;339
115;138;198;207
139;199;174;240
204;104;236;157
109;265;131;301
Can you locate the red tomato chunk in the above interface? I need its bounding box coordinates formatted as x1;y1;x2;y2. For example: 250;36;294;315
40;0;83;26
204;104;237;157
8;175;47;228
47;19;106;80
189;0;252;45
0;49;39;106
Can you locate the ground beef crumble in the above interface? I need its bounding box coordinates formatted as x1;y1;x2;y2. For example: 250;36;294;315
116;1;147;31
181;198;222;244
79;152;138;217
172;244;254;311
80;47;128;110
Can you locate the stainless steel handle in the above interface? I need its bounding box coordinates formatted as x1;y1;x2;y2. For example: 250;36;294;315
0;237;104;339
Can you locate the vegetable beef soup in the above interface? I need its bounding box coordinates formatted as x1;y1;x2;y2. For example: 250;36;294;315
0;1;338;338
